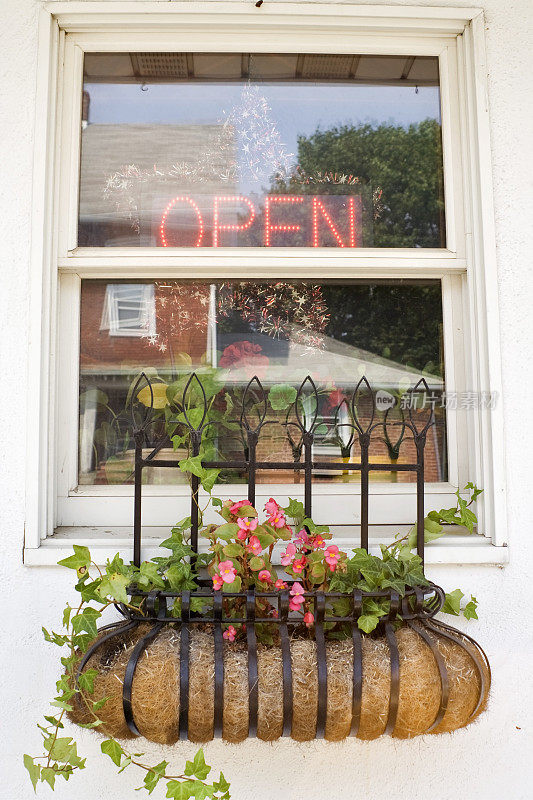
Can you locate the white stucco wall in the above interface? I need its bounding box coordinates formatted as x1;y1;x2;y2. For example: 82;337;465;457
1;1;532;798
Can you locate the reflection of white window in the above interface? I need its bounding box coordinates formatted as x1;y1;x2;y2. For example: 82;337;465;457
100;284;155;337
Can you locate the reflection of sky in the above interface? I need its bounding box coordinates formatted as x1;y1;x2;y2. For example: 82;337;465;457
85;81;441;196
86;81;440;142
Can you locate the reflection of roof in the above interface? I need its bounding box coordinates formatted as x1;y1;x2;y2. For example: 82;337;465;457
79;123;237;220
217;326;442;390
82;327;442;391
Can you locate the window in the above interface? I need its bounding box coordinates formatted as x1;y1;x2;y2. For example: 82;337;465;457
25;4;507;564
100;283;156;337
79;52;444;249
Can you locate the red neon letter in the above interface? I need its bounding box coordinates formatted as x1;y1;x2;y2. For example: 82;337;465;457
312;197;357;248
213;196;256;247
160;196;204;247
264;196;304;246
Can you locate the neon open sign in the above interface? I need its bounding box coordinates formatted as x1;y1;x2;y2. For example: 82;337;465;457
159;194;363;248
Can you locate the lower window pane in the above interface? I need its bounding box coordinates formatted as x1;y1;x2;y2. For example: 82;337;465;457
78;279;447;486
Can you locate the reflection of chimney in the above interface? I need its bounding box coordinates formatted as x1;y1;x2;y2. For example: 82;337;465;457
82;90;90;129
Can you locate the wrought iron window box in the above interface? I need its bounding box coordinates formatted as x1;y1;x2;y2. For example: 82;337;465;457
72;374;490;743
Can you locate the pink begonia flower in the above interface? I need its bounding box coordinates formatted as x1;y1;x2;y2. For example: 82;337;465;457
264;498;279;517
289;596;305;611
271;609;279;618
290;582;305;596
229;500;250;516
324;544;340;571
268;513;287;529
280;542;296;566
274;579;288;590
246;535;262;556
258;570;272;584
289;581;306;610
294;528;310;547
230;499;251;515
312;534;326;550
237;527;248;541
212;574;224;590
223;625;237;642
292;556;307;574
237;516;258;534
218;560;237;584
304;612;314;628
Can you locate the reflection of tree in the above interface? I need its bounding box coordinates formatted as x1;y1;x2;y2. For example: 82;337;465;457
272;118;445;248
322;284;443;375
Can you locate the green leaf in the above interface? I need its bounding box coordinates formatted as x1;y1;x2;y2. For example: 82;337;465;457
283;498;305;520
185;750;211;781
78;668;98;694
138;561;166;589
23;755;41;791
98;572;130;603
222;576;242;592
58;545;91;571
201;469;220;494
255;532;274;548
268;384;297;411
101;739;123;767
358;614;380;633
214;773;231;794
62;605;73;628
442;588;464;616
463;596;479;620
71;607;101;638
43;736;84;767
233;504;257;518
92;697;109;712
223;543;244;557
41;768;56;789
141;760;168;794
249;557;265;572
213;523;239;541
166;780;198;800
179;455;205;478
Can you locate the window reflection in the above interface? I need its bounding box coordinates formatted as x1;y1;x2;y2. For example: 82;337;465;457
78;280;447;485
79;53;444;248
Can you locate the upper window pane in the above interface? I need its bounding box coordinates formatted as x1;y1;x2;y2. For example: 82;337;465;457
79;53;445;248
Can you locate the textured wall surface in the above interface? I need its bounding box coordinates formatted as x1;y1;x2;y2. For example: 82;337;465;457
0;1;532;799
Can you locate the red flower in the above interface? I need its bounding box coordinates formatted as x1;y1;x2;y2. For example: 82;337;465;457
219;341;269;378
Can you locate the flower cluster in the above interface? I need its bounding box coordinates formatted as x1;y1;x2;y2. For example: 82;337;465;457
204;496;351;643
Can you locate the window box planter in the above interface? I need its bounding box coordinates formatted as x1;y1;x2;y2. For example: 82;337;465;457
69;373;490;744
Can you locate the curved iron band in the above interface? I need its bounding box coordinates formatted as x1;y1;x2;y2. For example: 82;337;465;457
430;618;492;685
408;621;450;732
123;591;167;736
423;618;489;722
384;592;400;736
350;590;363;737
178;591;190;740
75;618;140;691
405;588;449;733
213;592;224;738
279;591;293;737
314;592;327;738
246;590;259;737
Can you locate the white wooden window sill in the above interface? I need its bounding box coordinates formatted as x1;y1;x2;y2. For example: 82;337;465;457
23;528;508;567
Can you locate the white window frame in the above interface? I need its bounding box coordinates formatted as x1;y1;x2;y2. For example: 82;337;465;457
24;3;507;566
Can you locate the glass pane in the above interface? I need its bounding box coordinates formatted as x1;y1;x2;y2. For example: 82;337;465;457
79;279;447;485
79;53;444;248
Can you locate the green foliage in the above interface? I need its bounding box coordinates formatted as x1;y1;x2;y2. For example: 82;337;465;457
25;540;230;797
268;383;297;411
